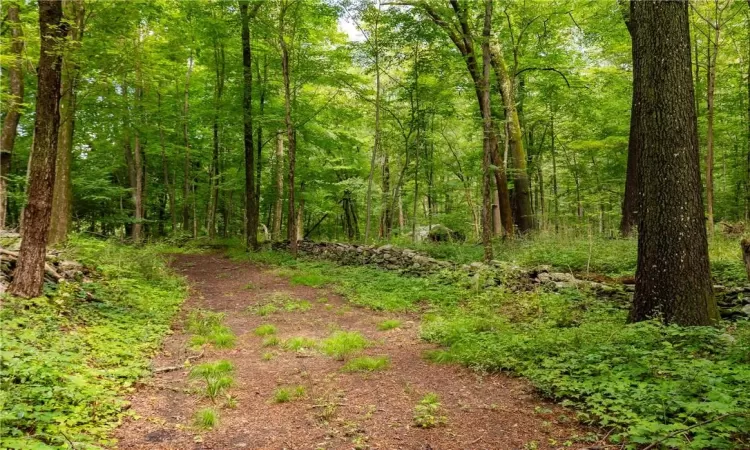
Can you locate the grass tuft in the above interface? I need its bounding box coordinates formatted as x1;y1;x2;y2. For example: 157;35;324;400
194;407;219;430
341;356;390;372
273;385;307;403
254;324;277;336
321;331;369;360
377;319;401;331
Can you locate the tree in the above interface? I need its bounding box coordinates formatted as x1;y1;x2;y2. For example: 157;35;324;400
9;0;65;298
0;1;25;231
280;0;298;256
619;0;640;237
49;0;86;245
629;0;718;326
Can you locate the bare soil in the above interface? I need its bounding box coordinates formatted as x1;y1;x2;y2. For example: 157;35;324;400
114;253;593;450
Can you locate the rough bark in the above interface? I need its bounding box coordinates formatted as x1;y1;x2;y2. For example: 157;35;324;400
240;0;260;251
629;0;718;326
0;2;25;231
9;0;65;298
182;50;193;232
208;40;225;240
620;2;640;237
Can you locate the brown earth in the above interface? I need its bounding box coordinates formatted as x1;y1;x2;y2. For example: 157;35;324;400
114;253;596;450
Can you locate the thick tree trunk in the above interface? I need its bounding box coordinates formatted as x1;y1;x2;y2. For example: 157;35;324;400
491;124;514;235
620;6;640;237
629;0;718;326
0;3;25;231
240;1;259;251
272;131;284;240
9;0;65;298
490;44;534;233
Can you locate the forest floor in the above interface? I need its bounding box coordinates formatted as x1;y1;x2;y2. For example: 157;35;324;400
114;252;592;450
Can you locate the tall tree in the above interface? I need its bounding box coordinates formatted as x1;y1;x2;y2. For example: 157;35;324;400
619;0;640;237
49;0;86;244
240;0;261;250
9;0;65;298
0;1;25;231
280;0;297;256
208;37;225;239
629;0;718;326
479;0;495;260
182;49;194;233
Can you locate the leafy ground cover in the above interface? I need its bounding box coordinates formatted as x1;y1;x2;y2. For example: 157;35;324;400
0;236;187;449
228;242;750;449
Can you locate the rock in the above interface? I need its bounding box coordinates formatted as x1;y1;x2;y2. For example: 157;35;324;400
743;304;750;316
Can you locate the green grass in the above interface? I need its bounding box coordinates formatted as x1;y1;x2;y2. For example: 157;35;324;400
272;385;307;403
186;309;236;349
377;319;402;331
290;272;331;287
189;360;234;401
254;324;278;336
283;336;318;352
262;335;281;347
283;299;312;312
0;236;187;449
254;303;279;317
194;407;219;430
413;393;446;428
321;331;370;360
341;356;391;372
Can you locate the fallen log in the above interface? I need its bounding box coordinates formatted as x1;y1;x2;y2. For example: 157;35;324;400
0;248;63;281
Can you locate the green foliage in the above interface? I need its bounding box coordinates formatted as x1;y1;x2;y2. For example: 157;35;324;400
421;290;750;448
254;324;278;336
254;304;279;317
413;393;446;428
186;310;236;349
273;385;307;403
377;319;401;331
283;336;319;352
341;356;391;372
251;292;311;316
194;407;219;430
262;336;281;347
189;360;235;402
321;331;370;360
0;237;186;448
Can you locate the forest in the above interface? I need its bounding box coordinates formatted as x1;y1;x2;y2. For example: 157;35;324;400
1;0;749;449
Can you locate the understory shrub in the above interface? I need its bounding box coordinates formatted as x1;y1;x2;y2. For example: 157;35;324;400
0;236;187;449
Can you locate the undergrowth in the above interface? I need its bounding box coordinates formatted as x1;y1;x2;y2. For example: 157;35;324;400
227;242;750;448
0;236;187;449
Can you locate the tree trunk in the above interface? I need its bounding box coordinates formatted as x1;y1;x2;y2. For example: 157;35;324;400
256;54;267;210
620;5;640;237
0;3;25;231
208;40;225;240
240;0;259;251
279;3;297;256
131;41;145;243
182;50;193;232
490;43;534;233
9;0;65;298
492;123;514;235
629;0;718;326
551;114;560;233
705;22;718;232
478;0;494;261
365;7;381;243
272;131;284;240
157;92;176;234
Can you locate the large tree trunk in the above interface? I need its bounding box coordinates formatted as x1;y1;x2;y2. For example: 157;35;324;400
491;123;514;235
240;0;259;251
706;27;717;232
9;0;65;298
490;44;533;233
131;44;146;243
629;0;718;326
620;4;640;237
272;131;284;240
0;3;25;231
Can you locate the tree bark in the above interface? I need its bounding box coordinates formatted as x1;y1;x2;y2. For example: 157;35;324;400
0;2;25;231
620;2;640;237
208;40;225;240
490;43;533;233
365;5;381;243
478;0;494;261
9;0;65;298
157;92;176;234
240;0;260;251
279;1;297;256
629;0;718;326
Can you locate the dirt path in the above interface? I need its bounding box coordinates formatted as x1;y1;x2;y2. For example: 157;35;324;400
114;253;590;450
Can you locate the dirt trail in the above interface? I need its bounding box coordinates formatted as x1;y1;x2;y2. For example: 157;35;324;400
115;253;590;450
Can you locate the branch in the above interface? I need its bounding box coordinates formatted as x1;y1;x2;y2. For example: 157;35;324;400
515;67;570;87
